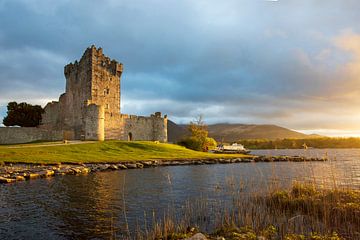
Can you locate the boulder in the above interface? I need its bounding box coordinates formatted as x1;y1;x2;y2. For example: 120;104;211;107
107;165;118;170
24;173;40;180
185;233;208;240
142;161;154;167
135;163;144;168
0;177;16;183
80;167;91;174
39;170;55;178
118;164;127;169
125;163;137;169
16;175;26;181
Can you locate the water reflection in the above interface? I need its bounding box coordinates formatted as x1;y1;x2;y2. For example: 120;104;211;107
0;149;359;239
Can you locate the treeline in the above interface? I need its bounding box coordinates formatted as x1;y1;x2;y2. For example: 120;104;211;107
237;137;360;149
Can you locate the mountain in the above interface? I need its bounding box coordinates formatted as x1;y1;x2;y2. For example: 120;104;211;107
167;120;317;143
167;120;188;143
207;123;310;142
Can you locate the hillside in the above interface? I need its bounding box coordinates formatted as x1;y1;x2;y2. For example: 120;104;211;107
168;120;316;143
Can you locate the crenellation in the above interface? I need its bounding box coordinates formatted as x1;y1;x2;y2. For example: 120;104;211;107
39;46;167;143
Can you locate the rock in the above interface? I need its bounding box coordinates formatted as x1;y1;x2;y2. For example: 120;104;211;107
135;163;144;168
204;160;216;164
219;159;231;164
54;168;67;175
185;233;208;240
125;163;137;169
242;158;253;163
257;236;267;240
107;165;118;170
99;164;110;171
142;161;154;167
71;168;82;174
16;176;26;181
118;164;127;169
0;177;16;183
80;167;91;174
39;170;55;178
24;173;40;180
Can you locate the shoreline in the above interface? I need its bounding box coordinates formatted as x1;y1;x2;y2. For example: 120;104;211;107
0;155;327;184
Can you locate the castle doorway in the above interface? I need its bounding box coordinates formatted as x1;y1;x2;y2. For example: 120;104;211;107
128;132;133;141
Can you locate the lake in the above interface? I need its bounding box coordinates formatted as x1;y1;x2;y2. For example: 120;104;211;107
0;148;359;239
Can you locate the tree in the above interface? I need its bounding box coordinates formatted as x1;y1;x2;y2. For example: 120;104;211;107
179;115;217;151
3;101;44;127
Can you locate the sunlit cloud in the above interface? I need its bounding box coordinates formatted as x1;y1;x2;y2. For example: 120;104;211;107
1;0;360;136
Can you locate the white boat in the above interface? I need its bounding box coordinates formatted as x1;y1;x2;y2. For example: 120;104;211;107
215;143;251;154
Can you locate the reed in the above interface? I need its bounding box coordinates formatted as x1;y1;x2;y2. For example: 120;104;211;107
131;180;359;240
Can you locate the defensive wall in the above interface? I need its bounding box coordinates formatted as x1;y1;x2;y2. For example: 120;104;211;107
0;127;63;144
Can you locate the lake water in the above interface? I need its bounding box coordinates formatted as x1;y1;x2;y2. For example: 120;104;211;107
0;149;359;239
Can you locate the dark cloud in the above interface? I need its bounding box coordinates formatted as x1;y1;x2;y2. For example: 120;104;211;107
1;0;360;134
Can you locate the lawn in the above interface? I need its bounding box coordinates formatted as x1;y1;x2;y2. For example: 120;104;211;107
0;141;248;164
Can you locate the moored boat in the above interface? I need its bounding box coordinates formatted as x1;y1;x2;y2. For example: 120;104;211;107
214;143;251;154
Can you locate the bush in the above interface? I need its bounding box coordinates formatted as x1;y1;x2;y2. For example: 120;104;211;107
3;101;44;127
204;137;217;150
178;137;203;151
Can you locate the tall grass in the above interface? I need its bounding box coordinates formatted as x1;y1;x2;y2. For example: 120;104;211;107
130;184;359;239
127;175;359;239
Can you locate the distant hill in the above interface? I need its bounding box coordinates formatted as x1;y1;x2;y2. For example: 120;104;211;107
167;120;318;143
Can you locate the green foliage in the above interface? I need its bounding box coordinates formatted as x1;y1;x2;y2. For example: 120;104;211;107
179;115;217;152
237;137;360;149
205;137;217;150
3;101;44;127
178;137;203;151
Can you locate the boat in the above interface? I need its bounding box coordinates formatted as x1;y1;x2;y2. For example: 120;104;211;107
214;143;251;154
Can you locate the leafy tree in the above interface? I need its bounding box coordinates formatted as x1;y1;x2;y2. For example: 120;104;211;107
3;101;44;127
179;115;217;151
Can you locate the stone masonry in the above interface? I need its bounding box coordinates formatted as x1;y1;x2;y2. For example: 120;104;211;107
41;46;167;142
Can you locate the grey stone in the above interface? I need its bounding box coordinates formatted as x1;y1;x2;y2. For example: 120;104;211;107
185;233;208;240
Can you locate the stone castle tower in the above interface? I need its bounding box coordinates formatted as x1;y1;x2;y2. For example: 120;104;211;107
41;46;167;142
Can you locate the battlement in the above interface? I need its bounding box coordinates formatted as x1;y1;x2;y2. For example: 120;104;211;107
64;45;123;78
39;46;167;143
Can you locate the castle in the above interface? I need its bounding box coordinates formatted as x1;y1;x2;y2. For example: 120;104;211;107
0;46;168;144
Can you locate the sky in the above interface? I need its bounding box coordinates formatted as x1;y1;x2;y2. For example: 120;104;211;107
0;0;360;136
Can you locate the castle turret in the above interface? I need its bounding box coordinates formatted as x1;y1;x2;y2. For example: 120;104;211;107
85;104;105;141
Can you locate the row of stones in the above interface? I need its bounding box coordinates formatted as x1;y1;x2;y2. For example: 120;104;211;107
0;155;327;184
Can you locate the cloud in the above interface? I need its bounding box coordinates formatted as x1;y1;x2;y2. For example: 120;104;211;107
1;0;360;136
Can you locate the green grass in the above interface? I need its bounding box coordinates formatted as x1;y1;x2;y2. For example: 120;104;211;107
0;140;248;164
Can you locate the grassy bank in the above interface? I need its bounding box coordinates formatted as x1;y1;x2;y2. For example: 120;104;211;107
0;141;248;164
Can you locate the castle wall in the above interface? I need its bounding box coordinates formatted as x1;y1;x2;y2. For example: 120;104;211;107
0;127;63;144
104;113;125;140
103;112;168;142
41;101;61;129
37;46;168;143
